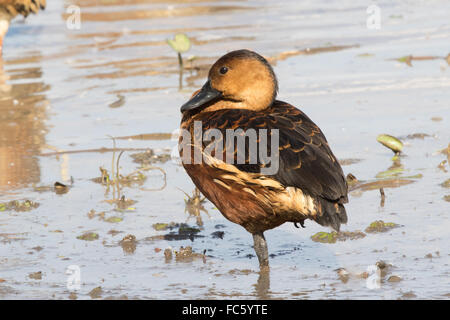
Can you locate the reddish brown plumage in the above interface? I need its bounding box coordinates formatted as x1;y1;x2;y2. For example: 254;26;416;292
179;49;348;266
183;163;284;233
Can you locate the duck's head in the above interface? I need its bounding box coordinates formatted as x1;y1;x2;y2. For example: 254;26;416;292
181;49;278;113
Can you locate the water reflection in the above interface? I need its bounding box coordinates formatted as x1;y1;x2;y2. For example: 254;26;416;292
255;269;270;299
375;158;404;179
1;0;447;300
0;54;50;190
61;0;253;93
65;1;251;22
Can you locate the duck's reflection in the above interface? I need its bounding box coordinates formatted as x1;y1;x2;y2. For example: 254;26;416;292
254;268;270;299
0;53;50;190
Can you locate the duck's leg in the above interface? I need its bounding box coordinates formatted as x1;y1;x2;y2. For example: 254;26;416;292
252;231;269;269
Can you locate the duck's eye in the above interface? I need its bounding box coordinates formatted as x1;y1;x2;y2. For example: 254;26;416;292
219;66;228;75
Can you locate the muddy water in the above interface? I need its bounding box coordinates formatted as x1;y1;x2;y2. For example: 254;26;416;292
0;0;449;299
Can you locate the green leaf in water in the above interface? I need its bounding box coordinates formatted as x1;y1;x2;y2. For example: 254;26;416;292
77;232;99;241
376;167;404;179
396;56;411;62
167;33;191;53
311;231;337;244
377;134;403;154
153;223;169;231
365;220;400;233
105;216;123;223
441;178;450;188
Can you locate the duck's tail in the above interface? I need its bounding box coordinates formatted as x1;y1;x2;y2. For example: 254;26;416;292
314;198;348;232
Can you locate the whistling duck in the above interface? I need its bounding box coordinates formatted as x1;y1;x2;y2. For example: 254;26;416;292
0;0;46;54
179;49;348;269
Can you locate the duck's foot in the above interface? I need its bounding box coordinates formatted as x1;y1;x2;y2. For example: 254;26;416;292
252;231;269;269
294;220;305;228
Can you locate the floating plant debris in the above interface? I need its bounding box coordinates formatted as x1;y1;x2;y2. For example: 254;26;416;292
0;200;39;212
377;134;403;154
173;246;205;262
152;222;183;231
77;232;99;241
146;223;203;241
119;234;137;254
404;133;430;140
339;158;363;166
130;150;171;165
375;166;404;179
356;53;374;58
388;275;402;283
310;231;366;244
365;221;400;233
109;94;125;108
346;173;359;187
54;182;70;194
89;286;103;299
437;160;447;173
336;268;350;283
105;216;123;223
391;54;449;67
268;44;359;64
153;223;170;231
440;179;450;188
114;133;173;141
28;272;42;280
352;178;415;191
164;248;173;261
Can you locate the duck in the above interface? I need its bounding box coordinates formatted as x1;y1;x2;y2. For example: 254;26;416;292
179;49;348;269
0;0;46;55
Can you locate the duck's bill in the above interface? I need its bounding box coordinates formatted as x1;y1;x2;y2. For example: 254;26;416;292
180;80;222;112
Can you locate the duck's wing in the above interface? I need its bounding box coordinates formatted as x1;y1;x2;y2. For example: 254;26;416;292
201;101;348;204
1;0;46;18
267;101;348;203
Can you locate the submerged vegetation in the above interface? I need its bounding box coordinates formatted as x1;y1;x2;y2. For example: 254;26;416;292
0;200;39;212
90;137;167;211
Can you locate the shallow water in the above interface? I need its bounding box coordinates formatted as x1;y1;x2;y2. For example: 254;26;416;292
0;0;449;299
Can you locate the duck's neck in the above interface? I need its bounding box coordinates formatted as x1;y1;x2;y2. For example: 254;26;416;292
201;97;273;113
